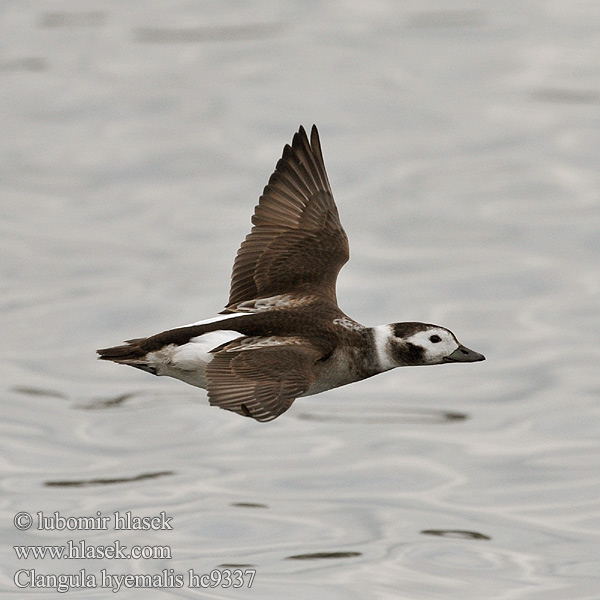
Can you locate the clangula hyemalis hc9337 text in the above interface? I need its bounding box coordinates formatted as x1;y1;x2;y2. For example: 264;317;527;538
98;126;485;422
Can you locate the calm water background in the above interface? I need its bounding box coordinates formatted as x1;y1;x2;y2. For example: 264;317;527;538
2;2;599;598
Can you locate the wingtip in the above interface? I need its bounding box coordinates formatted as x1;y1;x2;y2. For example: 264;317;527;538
287;125;322;164
291;126;308;151
295;124;320;146
309;125;321;153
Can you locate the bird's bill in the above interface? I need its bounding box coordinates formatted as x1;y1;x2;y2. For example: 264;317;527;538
443;345;486;363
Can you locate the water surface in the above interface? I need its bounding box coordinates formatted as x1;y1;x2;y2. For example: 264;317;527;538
1;2;599;598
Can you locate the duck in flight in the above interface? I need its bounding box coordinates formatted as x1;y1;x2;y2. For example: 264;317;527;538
98;126;485;422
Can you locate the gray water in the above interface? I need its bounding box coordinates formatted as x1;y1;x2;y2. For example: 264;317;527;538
2;2;599;598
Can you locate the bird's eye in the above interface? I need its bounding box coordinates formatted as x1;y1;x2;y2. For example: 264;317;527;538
429;335;442;343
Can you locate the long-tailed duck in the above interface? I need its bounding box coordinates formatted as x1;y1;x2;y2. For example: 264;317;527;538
98;126;484;422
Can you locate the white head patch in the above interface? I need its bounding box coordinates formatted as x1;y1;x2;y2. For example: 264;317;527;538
404;327;459;364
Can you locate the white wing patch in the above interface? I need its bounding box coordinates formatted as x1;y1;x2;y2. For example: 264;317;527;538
170;295;310;331
175;313;247;329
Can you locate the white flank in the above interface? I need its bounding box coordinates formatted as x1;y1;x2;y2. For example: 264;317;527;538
175;330;242;367
146;330;242;389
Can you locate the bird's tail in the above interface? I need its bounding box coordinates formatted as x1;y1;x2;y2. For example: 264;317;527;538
97;339;157;374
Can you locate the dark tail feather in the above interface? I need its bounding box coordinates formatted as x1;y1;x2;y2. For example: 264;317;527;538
97;338;157;374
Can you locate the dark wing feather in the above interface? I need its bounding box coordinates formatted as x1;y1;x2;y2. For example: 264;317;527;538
227;126;349;309
205;337;321;422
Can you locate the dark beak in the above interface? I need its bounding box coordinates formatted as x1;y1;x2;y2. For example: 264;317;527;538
443;345;486;363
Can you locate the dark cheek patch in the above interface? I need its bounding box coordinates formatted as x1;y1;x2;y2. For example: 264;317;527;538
392;342;425;365
406;343;425;364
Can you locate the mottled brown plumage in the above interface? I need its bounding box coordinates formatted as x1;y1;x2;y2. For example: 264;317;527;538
98;126;485;422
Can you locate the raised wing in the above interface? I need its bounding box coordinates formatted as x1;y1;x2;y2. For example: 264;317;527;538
226;125;349;309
